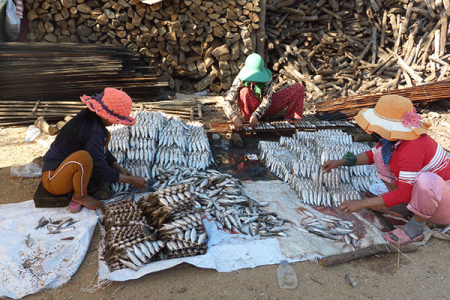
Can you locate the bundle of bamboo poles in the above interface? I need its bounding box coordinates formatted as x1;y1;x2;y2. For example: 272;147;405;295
315;79;450;120
0;42;169;126
134;98;203;120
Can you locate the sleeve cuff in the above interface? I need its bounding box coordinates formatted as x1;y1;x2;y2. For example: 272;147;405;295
251;113;260;120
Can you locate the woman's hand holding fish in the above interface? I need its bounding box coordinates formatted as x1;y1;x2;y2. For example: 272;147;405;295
129;176;148;189
322;159;344;173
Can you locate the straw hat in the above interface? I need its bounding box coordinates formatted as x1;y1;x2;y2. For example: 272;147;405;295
81;88;136;126
238;53;271;83
354;95;430;141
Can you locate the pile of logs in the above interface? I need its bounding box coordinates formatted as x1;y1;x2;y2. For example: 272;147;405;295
0;42;167;126
25;0;263;93
22;0;450;109
266;0;450;104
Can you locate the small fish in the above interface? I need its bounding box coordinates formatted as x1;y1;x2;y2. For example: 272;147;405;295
119;258;139;271
23;258;38;269
25;234;34;248
345;274;357;287
442;223;450;234
35;217;48;230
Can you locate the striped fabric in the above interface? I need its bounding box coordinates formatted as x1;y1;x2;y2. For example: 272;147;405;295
399;145;450;185
378;135;450;207
15;0;23;18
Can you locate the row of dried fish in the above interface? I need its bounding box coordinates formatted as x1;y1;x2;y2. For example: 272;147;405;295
100;195;207;272
259;129;380;207
232;120;356;131
101;198;161;272
137;183;209;259
138;184;196;228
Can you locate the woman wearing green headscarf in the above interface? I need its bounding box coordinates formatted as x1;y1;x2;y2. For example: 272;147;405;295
223;53;305;131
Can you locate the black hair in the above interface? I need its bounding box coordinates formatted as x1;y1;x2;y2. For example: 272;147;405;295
54;108;104;146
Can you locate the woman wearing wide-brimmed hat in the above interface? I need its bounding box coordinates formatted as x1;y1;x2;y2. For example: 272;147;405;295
322;95;450;245
42;88;148;213
223;53;305;131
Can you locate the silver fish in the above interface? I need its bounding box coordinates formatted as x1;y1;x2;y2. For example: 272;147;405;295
25;234;34;247
35;217;48;230
126;247;142;266
119;258;139;271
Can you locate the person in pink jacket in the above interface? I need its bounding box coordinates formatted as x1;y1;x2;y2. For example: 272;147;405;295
323;95;450;245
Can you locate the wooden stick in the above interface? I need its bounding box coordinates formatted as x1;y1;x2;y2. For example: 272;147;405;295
397;56;424;83
372;27;377;64
273;39;299;71
440;10;448;57
321;243;419;267
380;10;387;48
320;7;343;21
285;63;324;95
401;1;415;34
31;100;41;115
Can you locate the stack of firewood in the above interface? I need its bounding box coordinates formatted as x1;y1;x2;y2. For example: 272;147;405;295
25;0;263;93
24;0;450;102
266;0;450;103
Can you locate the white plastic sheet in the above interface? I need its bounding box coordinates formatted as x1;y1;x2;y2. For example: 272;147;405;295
98;179;387;282
98;208;315;282
0;200;98;299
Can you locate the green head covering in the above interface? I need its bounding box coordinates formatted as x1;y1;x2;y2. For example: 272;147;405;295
238;53;271;83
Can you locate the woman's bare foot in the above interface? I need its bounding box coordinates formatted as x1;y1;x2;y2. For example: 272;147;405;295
72;194;104;210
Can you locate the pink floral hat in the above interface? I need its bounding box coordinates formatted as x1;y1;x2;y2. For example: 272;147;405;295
354;95;430;141
81;88;136;125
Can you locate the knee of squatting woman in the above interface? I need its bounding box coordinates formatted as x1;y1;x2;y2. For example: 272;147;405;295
42;88;148;213
322;95;450;245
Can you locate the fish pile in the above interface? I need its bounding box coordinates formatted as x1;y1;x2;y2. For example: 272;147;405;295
259;129;382;207
150;166;289;238
138;184;208;259
100;198;166;272
108;111;213;195
35;216;77;234
297;209;369;250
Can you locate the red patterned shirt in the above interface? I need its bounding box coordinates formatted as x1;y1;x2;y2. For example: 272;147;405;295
366;135;450;207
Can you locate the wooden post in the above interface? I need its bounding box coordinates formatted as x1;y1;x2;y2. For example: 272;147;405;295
256;0;266;59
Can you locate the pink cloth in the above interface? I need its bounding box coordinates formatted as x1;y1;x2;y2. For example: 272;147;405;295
238;83;304;121
407;172;450;224
373;146;398;184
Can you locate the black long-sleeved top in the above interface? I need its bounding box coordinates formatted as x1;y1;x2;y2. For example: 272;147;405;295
43;119;120;183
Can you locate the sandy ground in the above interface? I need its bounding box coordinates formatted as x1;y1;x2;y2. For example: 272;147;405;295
1;102;450;300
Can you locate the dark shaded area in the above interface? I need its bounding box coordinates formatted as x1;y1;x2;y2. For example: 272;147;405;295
209;135;279;181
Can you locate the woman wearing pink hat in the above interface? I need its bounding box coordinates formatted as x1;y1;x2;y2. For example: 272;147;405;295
42;88;148;213
323;95;450;245
223;53;305;131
